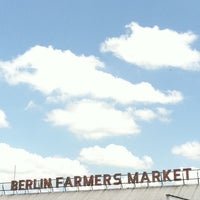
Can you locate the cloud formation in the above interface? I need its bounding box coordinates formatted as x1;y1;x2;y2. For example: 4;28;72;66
0;143;88;182
0;45;183;105
0;110;9;128
79;144;153;169
131;107;172;122
101;22;200;70
172;141;200;160
0;45;183;140
0;143;153;182
46;99;140;139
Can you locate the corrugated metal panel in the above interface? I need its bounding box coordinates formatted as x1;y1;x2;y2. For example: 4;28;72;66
0;185;199;200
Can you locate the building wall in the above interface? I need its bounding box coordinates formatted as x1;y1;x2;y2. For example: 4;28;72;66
0;184;200;200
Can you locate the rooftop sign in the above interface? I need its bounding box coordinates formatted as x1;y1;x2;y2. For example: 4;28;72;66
10;168;192;191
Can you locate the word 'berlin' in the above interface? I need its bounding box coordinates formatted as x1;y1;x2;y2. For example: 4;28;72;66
11;168;191;190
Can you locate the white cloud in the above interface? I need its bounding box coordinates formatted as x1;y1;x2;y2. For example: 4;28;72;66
172;141;200;160
46;99;140;139
101;22;200;70
0;46;182;140
79;144;153;169
156;107;172;122
0;143;88;182
0;45;183;104
129;107;172;122
132;108;157;121
0;110;9;128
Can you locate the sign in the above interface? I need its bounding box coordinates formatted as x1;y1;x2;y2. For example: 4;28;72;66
10;168;192;191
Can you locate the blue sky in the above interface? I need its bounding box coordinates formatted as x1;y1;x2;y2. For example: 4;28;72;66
0;0;200;182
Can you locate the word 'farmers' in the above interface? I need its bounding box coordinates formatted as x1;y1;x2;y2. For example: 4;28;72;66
11;168;191;190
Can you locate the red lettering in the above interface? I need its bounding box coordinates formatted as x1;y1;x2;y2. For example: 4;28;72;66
56;177;63;188
163;170;171;181
152;171;161;182
44;178;52;188
74;176;82;187
19;180;25;190
141;172;150;183
25;179;33;190
173;169;181;181
183;168;191;180
83;175;94;186
128;172;138;184
11;181;18;190
103;174;111;185
64;177;73;187
33;179;40;189
113;173;122;185
95;175;102;186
